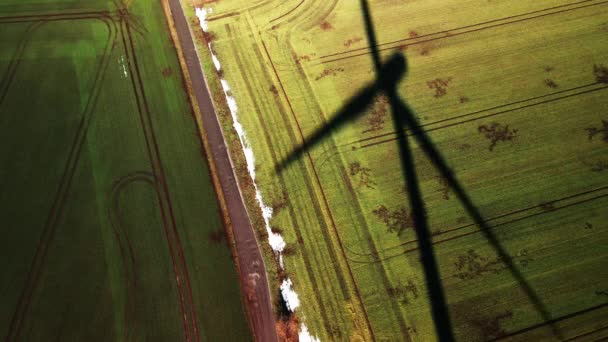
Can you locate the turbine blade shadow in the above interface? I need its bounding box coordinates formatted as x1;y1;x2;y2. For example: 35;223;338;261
360;0;456;339
387;89;456;342
275;83;376;172
394;97;561;338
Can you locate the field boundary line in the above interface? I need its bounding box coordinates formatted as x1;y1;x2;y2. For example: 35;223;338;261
5;16;117;342
316;0;608;63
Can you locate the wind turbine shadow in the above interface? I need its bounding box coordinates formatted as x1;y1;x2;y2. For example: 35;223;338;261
276;0;558;340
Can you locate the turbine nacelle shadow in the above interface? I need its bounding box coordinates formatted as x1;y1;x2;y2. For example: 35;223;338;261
276;53;406;173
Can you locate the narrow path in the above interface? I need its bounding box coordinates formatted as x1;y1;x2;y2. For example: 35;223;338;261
166;1;278;341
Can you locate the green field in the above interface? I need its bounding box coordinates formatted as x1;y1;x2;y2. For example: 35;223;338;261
0;1;251;341
192;0;608;340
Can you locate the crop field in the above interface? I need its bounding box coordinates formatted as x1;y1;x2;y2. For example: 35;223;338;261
191;0;608;340
0;0;252;341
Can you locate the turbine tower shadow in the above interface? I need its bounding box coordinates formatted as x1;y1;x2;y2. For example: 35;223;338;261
276;1;558;340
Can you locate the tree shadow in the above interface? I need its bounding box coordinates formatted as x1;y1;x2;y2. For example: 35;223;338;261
276;0;558;341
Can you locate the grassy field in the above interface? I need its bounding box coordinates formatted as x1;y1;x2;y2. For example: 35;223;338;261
191;0;608;340
0;1;252;341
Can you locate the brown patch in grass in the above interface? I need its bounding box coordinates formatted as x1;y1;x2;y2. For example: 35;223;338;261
208;228;228;246
202;30;217;43
471;311;514;340
314;67;345;81
162;67;173;78
594;64;608;83
276;315;300;342
343;37;363;48
427;77;452;97
437;175;450;200
585;120;608;143
544;78;558;88
454;249;532;280
373;205;414;236
349;161;377;189
363;94;389;133
387;279;419;305
478;122;518;151
269;85;279;96
320;20;333;31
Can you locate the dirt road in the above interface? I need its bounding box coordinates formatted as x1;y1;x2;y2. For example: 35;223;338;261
166;1;278;341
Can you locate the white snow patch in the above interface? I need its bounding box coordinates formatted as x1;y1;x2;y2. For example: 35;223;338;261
299;324;321;342
195;7;319;342
211;53;221;71
280;278;300;311
208;43;222;71
195;7;211;32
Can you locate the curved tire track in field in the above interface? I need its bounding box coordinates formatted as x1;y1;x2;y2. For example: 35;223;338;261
269;0;304;23
4;14;117;342
107;171;158;342
0;22;43;107
259;0;339;72
120;17;201;342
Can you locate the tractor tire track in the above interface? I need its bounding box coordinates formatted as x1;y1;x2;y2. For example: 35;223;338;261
0;22;42;108
120;17;200;342
4;15;116;342
107;171;157;342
